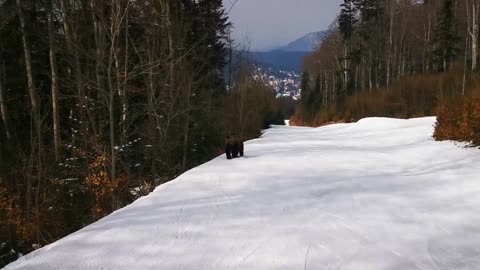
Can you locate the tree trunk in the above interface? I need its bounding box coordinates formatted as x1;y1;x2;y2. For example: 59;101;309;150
146;59;157;187
469;0;479;70
47;0;61;161
386;2;394;88
343;43;349;95
464;21;469;96
228;32;233;90
182;97;191;172
17;0;41;140
92;0;106;90
165;0;175;99
17;0;42;241
60;0;97;140
107;0;121;210
0;52;11;140
121;7;129;142
324;71;328;108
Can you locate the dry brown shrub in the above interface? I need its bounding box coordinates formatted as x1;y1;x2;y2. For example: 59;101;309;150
291;71;474;127
434;74;480;146
84;155;130;219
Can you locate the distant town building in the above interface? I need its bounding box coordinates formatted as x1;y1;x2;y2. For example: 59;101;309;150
253;66;301;100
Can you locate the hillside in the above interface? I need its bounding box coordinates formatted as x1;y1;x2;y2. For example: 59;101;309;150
5;117;480;270
250;50;306;72
276;31;328;52
249;31;327;72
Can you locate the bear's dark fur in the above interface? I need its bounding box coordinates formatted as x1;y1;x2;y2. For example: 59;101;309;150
225;135;244;160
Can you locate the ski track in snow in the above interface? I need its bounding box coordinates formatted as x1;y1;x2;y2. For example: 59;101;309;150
5;117;480;270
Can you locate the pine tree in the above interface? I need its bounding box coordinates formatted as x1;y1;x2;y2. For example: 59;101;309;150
339;0;357;42
313;74;323;111
0;0;239;265
300;71;312;113
301;71;311;100
339;0;360;97
434;0;460;72
184;0;231;167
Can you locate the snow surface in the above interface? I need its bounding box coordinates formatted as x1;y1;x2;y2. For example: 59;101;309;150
5;117;480;270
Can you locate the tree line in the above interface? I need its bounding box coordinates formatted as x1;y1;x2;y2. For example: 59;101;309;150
0;0;284;266
293;0;480;132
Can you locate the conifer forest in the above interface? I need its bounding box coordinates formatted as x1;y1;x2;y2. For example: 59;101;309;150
0;0;284;265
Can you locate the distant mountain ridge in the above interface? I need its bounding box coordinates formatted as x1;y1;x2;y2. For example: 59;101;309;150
276;31;328;52
249;51;306;72
250;31;327;72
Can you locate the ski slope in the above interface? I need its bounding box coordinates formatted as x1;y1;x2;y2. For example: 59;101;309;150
5;117;480;270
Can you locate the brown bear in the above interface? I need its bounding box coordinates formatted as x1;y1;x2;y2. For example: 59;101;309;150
225;134;244;160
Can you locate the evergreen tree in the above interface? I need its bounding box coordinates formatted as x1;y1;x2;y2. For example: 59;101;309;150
300;71;313;116
354;0;382;26
434;0;460;72
339;0;361;97
186;0;231;167
313;75;323;110
339;0;357;42
0;0;239;265
301;71;311;104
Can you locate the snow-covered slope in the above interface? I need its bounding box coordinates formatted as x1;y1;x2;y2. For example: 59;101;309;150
5;117;480;270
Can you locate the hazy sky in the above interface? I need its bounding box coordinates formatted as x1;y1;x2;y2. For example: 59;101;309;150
224;0;343;51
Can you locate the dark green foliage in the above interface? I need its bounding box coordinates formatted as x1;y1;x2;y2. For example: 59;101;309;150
433;0;460;72
0;0;239;267
313;75;323;109
277;96;297;119
184;0;231;167
339;0;357;42
300;71;311;105
300;72;324;118
264;110;286;128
